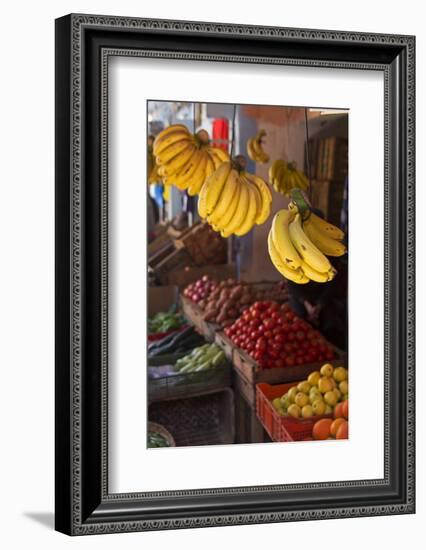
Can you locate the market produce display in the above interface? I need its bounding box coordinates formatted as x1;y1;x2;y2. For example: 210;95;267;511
174;343;226;373
153;124;229;195
312;399;349;440
183;275;288;326
268;205;346;284
148;326;205;357
224;301;336;369
268;160;309;196
198;161;272;237
148;311;186;334
246;129;270;163
271;363;349;419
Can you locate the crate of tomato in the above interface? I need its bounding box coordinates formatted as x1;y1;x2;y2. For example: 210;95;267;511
221;301;344;388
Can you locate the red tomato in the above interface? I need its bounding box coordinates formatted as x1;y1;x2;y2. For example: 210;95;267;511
286;355;295;367
264;330;273;339
296;331;305;341
287;332;295;341
275;358;285;369
296;357;304;365
274;333;285;344
256;338;267;352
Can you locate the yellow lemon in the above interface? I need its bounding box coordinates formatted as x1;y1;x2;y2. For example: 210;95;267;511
297;381;311;394
295;392;309;408
308;371;321;386
301;404;314;418
320;363;334;377
333;366;348;382
312;399;326;415
318;376;334;394
339;380;349;394
324;390;338;407
288;387;298;403
288;404;301;418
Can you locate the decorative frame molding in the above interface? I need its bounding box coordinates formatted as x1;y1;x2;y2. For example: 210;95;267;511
55;14;415;535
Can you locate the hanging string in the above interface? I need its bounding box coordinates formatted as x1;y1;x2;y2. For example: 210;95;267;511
304;107;313;203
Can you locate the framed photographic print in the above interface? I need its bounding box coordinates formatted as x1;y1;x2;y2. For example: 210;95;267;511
55;14;415;535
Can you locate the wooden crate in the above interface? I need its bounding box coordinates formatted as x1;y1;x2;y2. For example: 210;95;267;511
214;331;234;361
215;331;346;386
152;248;193;285
180;295;219;342
148;231;173;258
173;222;226;266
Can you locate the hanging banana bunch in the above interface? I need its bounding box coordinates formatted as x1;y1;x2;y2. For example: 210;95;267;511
153;124;230;196
247;129;270;163
147;137;162;184
268;199;346;284
198;160;272;238
268;160;309;196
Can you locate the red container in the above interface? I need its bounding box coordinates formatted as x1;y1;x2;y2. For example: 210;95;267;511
256;382;332;442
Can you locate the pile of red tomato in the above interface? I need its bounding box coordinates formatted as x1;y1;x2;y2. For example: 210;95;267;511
224;301;335;369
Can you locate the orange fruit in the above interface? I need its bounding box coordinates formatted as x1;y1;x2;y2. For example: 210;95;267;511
342;400;349;419
330;417;346;436
336;420;349;439
334;402;345;418
312;418;333;440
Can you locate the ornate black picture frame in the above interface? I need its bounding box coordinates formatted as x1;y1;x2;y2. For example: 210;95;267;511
55;14;415;535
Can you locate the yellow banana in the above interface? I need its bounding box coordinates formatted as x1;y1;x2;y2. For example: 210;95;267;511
156;138;194;165
268;231;309;284
198;161;231;217
299;260;329;283
214;176;242;231
206;150;222;170
303;218;347;256
203;162;233;215
309;212;345;241
234;184;258;236
153;129;192;156
187;152;208;196
244;173;271;225
289;213;332;273
159;144;197;176
209;147;229;163
271;209;301;271
207;170;240;226
172;150;203;189
204;154;216;180
221;182;249;237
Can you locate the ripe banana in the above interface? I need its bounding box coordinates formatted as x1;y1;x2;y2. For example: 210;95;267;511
271;209;302;271
308;211;345;241
243;172;272;225
247;130;269;163
234;184;259;236
213;174;242;231
303;218;347;256
187;153;209;196
221;183;249;238
269;159;309;196
289;214;333;273
153;128;192;156
152;126;230;196
207;169;240;226
198;161;232;217
268;231;309;284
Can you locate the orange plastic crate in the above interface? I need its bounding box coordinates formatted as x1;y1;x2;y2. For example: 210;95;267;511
256;382;332;442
